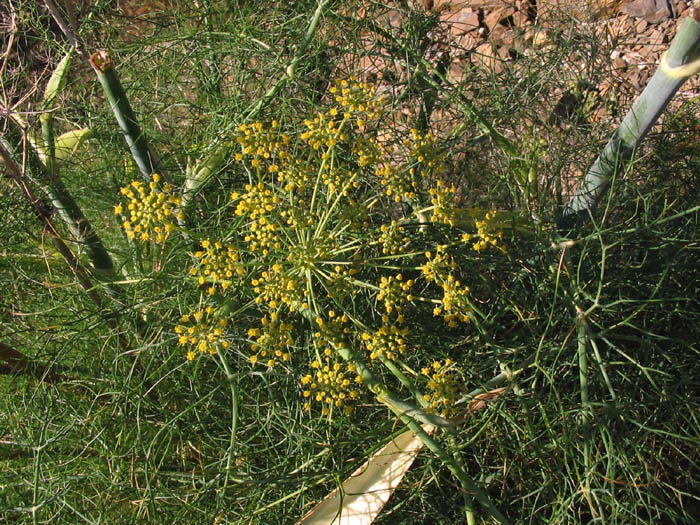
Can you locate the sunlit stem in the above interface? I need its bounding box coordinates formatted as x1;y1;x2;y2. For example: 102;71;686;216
558;13;700;230
89;50;158;182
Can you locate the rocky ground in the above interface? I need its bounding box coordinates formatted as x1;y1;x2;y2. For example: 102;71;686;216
344;0;700;196
5;1;698;120
427;0;700;122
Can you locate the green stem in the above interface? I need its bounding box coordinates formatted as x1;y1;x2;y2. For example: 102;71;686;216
1;131;117;281
576;307;594;513
379;355;430;409
0;140;131;350
244;0;330;121
298;305;452;428
297;305;505;521
335;11;516;159
89;50;158;182
216;348;239;501
201;0;222;95
417;56;517;158
558;12;700;230
40;113;56;178
89;50;190;236
391;412;508;524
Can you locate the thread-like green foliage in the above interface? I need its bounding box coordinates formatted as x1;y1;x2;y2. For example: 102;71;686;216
2;1;700;524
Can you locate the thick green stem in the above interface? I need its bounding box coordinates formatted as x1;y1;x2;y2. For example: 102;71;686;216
1;131;117;279
295;305;453;428
89;51;189;236
0;141;130;350
292;305;506;520
379;355;431;408
558;12;700;231
89;50;158;182
391;412;508;524
331;339;452;428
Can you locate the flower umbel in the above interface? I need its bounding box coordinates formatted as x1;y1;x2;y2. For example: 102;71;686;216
422;247;472;327
301;356;361;416
235;120;291;170
247;312;294;367
175;306;230;361
421;359;462;418
361;319;409;360
462;208;506;253
116;174;182;243
190;240;246;296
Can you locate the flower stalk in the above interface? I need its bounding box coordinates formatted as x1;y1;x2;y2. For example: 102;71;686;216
558;10;700;231
89;50;159;182
1;127;117;281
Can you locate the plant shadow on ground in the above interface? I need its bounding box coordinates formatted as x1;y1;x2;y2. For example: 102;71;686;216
1;1;700;523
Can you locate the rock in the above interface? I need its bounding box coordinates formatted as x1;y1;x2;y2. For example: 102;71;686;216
648;28;666;46
619;0;671;22
538;0;623;21
612;56;628;71
456;32;479;51
488;23;509;42
484;7;515;31
524;27;551;48
441;8;480;36
472;42;504;73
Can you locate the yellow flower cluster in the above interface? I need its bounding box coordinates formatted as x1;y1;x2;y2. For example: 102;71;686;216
251;263;307;312
314;310;352;352
301;356;361;416
374;160;418;203
175;307;230;361
361;320;408;360
421;245;456;281
377;273;413;317
319;164;359;196
247;312;293;367
422;247;472;327
235;120;291;170
404;128;445;173
428;180;458;227
462;208;506;253
330;77;383;121
231;183;281;256
353;135;382;168
300;110;347;151
438;276;472;327
279;199;314;230
115;174;182;243
275;160;312;193
377;220;410;255
324;264;360;301
164;76;506;431
370;127;449;206
421;359;462;418
190;240;245;296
